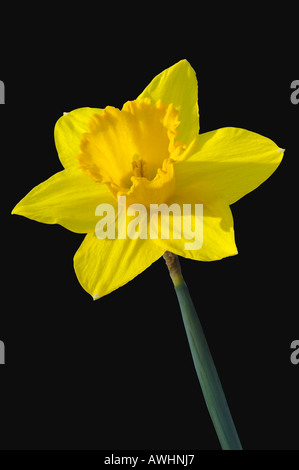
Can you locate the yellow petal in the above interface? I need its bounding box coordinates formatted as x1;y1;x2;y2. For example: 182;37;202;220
175;127;284;205
12;168;116;233
54;107;102;169
150;192;237;261
137;60;199;145
74;233;164;299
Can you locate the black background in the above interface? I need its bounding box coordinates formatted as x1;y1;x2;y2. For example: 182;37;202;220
1;10;298;451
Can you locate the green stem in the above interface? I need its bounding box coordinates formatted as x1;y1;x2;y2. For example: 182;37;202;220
163;251;242;450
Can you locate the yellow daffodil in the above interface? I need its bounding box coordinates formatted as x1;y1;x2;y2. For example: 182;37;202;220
12;60;284;300
12;60;285;449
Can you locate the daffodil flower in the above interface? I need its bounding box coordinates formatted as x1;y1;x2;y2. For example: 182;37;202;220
12;60;283;300
12;60;284;449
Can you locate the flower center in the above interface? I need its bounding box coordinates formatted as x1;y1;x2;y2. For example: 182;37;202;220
131;154;148;178
78;98;186;206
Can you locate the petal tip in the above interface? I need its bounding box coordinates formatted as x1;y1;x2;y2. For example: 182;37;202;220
11;202;20;216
